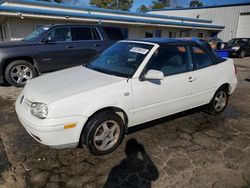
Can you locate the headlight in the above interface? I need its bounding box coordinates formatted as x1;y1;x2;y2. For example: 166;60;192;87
232;46;240;51
30;102;48;119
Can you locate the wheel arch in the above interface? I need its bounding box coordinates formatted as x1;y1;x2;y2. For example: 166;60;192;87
80;106;129;145
217;83;230;94
2;56;40;78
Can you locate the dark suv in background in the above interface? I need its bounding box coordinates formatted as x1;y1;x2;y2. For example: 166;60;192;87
0;24;125;87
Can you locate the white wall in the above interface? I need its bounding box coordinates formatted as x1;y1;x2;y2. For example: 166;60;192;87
236;14;250;38
149;4;250;41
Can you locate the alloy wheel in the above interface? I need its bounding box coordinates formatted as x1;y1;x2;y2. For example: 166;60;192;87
93;120;121;151
10;65;33;84
214;91;227;112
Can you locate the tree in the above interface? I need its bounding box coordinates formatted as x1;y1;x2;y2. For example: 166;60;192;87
152;0;170;9
39;0;63;3
137;4;149;12
189;0;203;7
90;0;134;11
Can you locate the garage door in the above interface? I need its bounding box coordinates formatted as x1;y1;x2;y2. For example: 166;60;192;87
236;13;250;38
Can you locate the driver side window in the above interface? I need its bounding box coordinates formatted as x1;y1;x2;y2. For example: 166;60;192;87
145;45;190;76
44;27;71;42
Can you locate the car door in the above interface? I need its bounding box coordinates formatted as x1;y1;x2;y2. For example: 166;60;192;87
69;26;109;65
35;26;78;72
131;45;193;126
188;45;221;107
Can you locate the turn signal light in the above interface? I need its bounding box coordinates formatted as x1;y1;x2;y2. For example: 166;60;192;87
64;123;76;129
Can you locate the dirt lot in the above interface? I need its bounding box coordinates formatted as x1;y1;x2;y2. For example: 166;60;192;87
0;57;250;188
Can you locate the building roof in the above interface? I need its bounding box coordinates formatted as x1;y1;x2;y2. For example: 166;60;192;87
1;0;212;23
150;2;250;11
0;0;224;30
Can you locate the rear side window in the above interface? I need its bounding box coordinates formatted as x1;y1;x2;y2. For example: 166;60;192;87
145;45;190;76
102;27;124;40
71;27;93;41
192;46;214;70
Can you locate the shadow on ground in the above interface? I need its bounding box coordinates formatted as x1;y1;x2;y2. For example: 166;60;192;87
104;139;159;188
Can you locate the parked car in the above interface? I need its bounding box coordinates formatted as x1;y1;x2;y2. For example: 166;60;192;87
15;38;237;155
204;37;223;50
0;24;125;87
224;38;250;58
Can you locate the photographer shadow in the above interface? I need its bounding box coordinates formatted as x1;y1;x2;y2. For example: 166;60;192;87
104;139;159;188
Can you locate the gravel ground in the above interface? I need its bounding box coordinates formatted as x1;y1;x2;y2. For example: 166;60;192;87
0;57;250;188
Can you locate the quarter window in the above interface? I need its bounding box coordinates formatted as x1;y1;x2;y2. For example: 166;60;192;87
145;46;189;76
192;46;214;69
71;27;93;41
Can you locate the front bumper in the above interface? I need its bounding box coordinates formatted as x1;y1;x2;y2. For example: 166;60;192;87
15;95;88;148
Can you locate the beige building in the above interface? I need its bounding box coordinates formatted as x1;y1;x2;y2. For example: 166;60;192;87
149;3;250;41
0;0;224;42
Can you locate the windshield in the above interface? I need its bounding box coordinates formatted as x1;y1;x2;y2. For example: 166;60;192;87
86;42;153;78
23;26;51;41
228;38;247;46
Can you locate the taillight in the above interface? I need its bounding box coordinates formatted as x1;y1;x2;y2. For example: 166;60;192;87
234;65;237;75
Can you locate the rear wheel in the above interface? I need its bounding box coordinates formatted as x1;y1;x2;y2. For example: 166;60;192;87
208;86;229;115
82;111;125;155
5;60;37;87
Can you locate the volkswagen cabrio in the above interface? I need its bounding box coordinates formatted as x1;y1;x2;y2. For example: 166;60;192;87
16;38;237;155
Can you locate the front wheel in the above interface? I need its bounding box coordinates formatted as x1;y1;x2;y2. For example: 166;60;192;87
208;87;229;115
82;111;125;155
5;60;37;87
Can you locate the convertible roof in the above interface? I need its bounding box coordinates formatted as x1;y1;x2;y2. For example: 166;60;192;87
139;37;204;45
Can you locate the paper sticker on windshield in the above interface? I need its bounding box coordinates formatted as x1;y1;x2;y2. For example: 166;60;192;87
130;47;149;55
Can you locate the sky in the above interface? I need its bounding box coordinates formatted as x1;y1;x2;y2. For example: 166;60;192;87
56;0;250;11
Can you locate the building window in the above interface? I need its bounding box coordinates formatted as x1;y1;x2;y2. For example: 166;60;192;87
198;33;203;38
155;30;162;37
145;30;153;38
169;31;173;38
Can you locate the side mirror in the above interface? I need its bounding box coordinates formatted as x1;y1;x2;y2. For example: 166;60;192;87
144;70;164;80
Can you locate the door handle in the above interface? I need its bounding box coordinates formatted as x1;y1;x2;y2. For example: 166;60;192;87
188;76;196;82
66;45;74;49
93;44;100;47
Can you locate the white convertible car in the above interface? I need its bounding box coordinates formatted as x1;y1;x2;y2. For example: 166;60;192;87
16;38;237;155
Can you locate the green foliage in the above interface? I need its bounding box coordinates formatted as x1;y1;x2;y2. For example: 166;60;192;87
39;0;63;3
137;4;149;12
152;0;170;9
189;0;203;7
90;0;134;11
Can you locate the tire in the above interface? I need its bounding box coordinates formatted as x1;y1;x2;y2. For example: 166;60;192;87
82;111;125;155
208;86;229;115
239;50;245;58
5;60;37;87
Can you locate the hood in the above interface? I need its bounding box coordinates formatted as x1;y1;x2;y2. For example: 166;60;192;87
24;66;126;104
225;43;244;48
0;40;36;48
